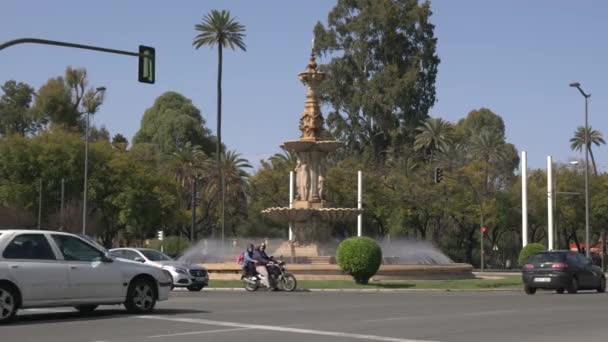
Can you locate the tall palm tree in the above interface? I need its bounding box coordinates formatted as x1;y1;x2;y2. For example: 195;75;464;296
193;10;246;241
414;118;454;158
570;126;605;176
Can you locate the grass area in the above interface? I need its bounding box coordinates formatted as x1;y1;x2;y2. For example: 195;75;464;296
208;276;522;290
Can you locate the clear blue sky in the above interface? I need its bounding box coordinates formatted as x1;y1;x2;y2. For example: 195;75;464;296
1;0;606;171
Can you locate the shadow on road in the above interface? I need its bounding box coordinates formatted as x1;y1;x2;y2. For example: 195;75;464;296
10;308;209;326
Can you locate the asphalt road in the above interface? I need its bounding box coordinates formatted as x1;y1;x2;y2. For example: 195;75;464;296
3;289;608;342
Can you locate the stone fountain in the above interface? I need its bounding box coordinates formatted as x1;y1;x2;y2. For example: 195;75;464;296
202;49;473;279
262;50;362;259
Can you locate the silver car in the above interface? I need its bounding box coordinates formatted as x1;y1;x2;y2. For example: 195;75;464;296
110;248;208;291
0;230;172;324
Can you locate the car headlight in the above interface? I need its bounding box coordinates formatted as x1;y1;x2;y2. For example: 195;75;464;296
164;266;188;275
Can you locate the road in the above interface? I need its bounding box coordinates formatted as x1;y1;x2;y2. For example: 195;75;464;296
3;290;608;342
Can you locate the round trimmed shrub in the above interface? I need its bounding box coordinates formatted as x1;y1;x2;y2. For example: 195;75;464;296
518;243;546;267
336;237;382;284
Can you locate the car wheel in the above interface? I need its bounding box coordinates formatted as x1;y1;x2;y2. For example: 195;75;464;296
187;285;203;292
567;277;578;294
125;278;157;314
524;286;536;295
0;285;18;324
556;288;565;294
75;305;98;314
597;277;606;293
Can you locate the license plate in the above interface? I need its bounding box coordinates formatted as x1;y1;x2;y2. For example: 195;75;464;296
195;277;205;282
534;277;551;283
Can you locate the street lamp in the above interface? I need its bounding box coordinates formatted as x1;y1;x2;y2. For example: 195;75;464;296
82;86;106;236
569;82;591;258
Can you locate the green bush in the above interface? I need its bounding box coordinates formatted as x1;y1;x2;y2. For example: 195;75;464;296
518;243;546;266
336;237;383;284
148;236;190;258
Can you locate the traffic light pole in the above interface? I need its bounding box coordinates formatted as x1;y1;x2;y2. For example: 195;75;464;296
0;38;140;56
0;38;154;83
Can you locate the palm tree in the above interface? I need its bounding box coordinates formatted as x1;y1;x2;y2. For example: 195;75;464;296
469;128;509;195
220;151;252;236
193;10;246;242
172;142;210;240
414;118;453;158
570;126;605;176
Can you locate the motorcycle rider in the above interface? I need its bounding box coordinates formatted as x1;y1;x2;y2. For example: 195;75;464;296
253;243;275;289
242;244;257;278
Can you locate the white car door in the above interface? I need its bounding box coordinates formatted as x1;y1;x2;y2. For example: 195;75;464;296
51;234;124;300
3;233;69;303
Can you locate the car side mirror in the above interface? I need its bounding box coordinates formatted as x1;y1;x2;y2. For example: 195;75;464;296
102;253;114;263
134;257;145;263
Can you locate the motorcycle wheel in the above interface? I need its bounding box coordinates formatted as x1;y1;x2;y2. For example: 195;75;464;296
243;278;259;292
280;273;297;292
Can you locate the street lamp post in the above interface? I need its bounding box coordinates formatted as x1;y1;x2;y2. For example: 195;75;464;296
569;82;591;258
82;86;106;236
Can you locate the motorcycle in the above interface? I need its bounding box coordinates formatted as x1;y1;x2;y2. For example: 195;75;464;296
241;260;297;292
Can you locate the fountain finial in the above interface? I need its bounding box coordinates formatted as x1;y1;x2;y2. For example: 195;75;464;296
298;42;325;141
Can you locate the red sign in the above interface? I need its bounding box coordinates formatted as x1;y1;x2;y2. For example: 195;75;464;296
482;227;487;233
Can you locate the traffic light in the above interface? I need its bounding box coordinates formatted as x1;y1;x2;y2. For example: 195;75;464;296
157;230;164;241
138;45;155;84
434;167;443;184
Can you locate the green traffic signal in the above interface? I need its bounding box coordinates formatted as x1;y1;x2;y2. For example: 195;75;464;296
138;45;155;84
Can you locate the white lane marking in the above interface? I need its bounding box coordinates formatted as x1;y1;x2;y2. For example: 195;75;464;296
148;327;252;338
138;315;440;342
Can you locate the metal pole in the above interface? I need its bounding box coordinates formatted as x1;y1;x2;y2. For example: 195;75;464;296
82;112;89;235
191;178;196;242
37;178;42;229
357;170;362;237
547;156;554;250
480;217;484;272
60;178;65;231
289;171;294;241
584;95;590;258
521;151;528;247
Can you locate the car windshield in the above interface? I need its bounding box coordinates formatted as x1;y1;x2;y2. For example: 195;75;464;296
529;252;566;264
78;234;107;252
140;249;172;261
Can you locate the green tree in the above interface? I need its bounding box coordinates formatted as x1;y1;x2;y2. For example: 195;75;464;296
314;0;440;158
111;133;129;151
193;9;247;241
570;126;605;176
221;151;252;236
133;92;215;155
0;80;42;137
34;67;104;131
414;118;453;159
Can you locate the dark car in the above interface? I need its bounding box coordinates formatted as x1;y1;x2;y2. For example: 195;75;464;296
522;251;606;295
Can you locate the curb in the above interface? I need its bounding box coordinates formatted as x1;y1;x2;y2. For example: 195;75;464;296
173;287;522;293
